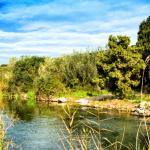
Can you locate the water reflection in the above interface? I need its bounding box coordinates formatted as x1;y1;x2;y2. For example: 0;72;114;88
5;100;35;121
1;99;150;150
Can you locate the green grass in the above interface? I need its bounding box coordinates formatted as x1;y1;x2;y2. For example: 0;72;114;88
129;93;150;104
61;89;110;99
27;91;36;107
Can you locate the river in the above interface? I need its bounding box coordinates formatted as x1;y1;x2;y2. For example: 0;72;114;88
1;101;149;150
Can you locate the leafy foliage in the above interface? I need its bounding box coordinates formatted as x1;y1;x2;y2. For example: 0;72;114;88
61;52;99;90
34;57;66;98
7;56;44;93
137;16;150;59
97;35;145;98
137;16;150;89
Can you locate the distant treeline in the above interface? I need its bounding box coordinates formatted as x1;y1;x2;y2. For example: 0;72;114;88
0;16;150;99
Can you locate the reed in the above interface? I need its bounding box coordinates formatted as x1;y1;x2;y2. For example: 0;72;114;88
0;115;4;150
60;105;150;150
0;114;14;150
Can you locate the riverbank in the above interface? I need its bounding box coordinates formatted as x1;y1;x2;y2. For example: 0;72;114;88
2;102;149;150
2;91;150;117
37;94;150;117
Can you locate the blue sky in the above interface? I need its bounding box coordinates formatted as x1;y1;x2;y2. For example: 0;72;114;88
0;0;150;64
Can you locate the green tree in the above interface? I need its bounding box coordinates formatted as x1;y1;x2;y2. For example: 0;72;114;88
35;57;65;99
137;16;150;89
97;35;145;98
35;76;65;99
62;52;99;90
8;56;44;93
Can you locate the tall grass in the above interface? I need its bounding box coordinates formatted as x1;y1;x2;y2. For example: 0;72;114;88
60;105;150;150
0;115;4;150
0;114;15;150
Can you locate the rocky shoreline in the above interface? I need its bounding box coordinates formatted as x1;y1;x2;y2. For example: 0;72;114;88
37;95;150;117
131;101;150;117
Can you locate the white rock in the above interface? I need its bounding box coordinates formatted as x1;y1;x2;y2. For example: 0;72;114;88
136;108;144;114
140;101;146;108
140;101;150;109
76;99;89;105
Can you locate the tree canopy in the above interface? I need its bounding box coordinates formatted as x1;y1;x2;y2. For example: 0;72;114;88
137;16;150;89
1;16;150;99
97;35;145;98
8;56;44;93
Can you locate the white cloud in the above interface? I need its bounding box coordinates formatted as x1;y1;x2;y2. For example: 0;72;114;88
0;15;147;61
0;0;150;63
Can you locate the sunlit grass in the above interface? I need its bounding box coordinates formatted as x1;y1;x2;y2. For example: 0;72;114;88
61;89;110;100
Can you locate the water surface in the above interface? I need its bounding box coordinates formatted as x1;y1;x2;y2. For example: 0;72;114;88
1;102;149;150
